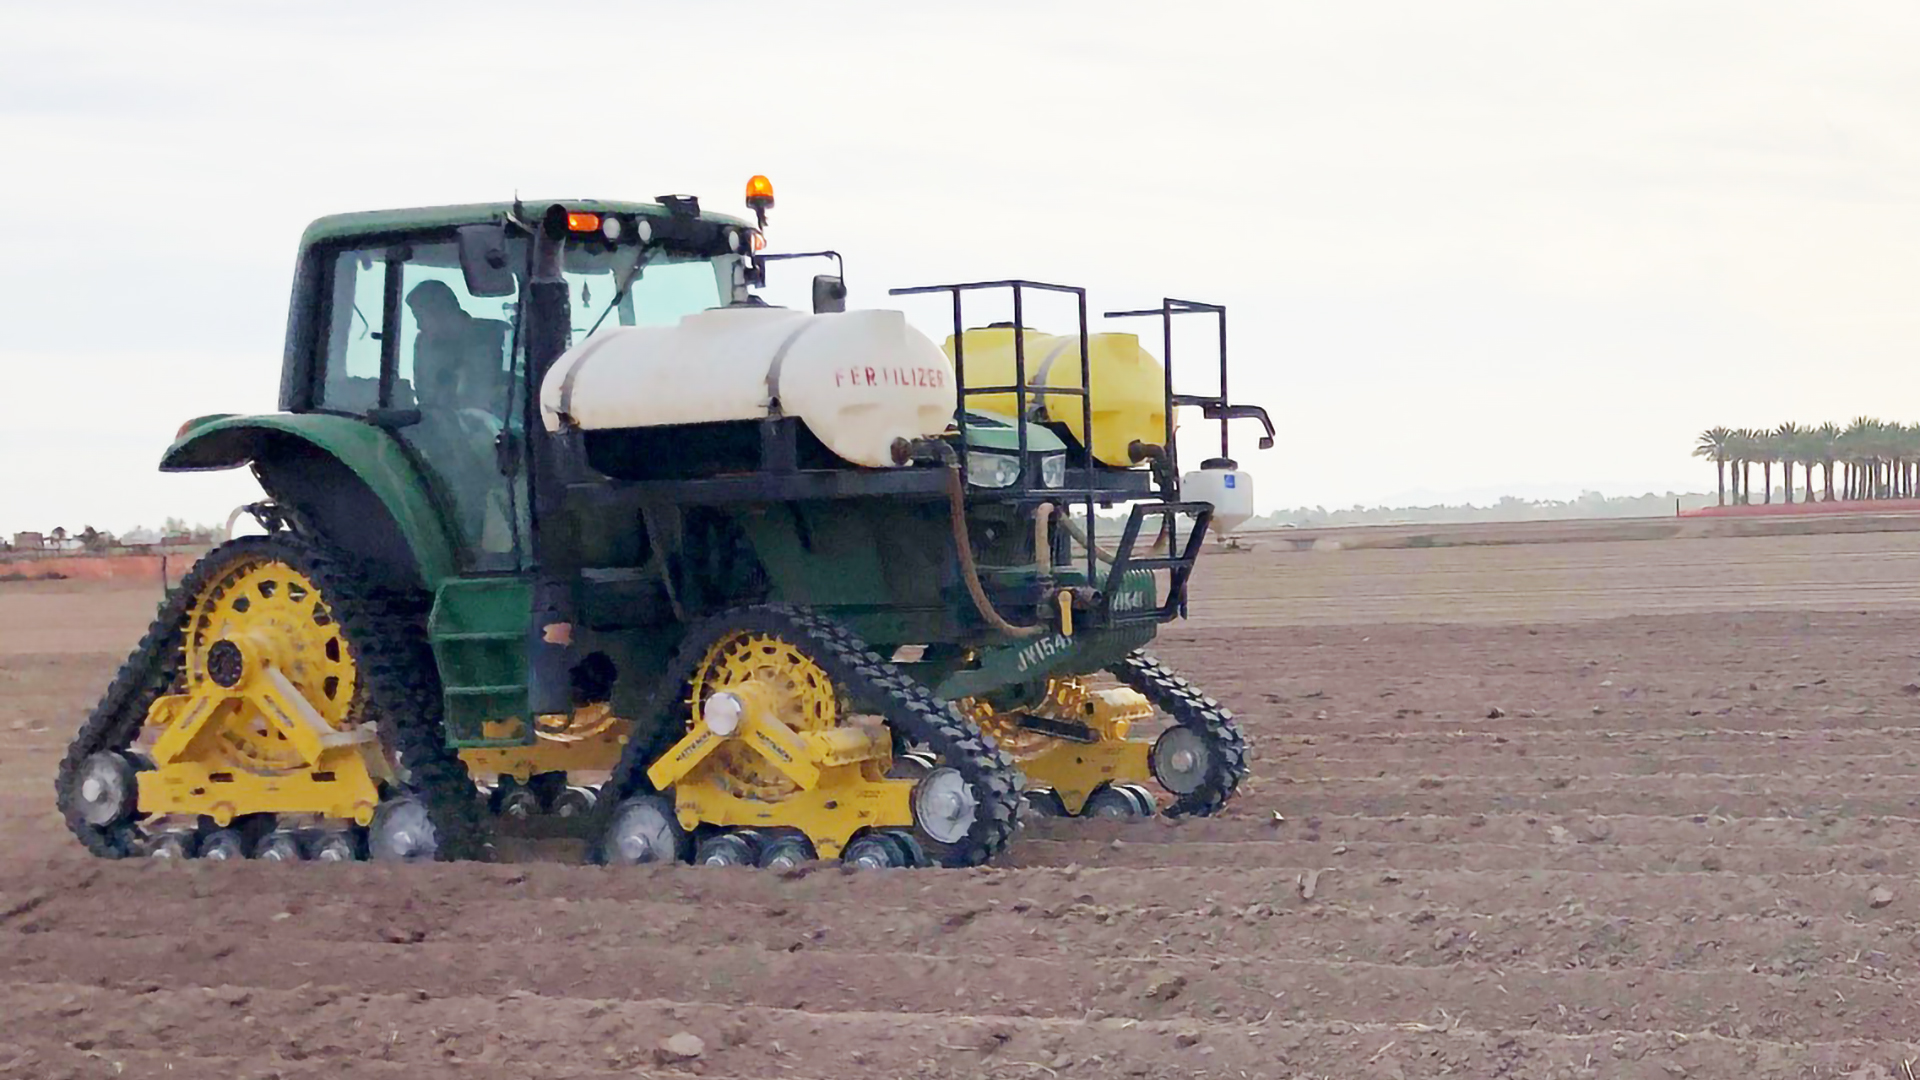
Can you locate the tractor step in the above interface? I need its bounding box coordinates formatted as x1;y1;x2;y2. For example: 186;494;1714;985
429;578;534;747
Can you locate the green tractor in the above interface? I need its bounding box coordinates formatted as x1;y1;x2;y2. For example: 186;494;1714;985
57;179;1275;868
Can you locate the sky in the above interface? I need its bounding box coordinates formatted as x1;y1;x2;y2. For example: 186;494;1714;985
3;0;1918;534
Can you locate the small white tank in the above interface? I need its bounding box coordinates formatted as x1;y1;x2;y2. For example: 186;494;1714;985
540;306;957;468
1181;460;1256;536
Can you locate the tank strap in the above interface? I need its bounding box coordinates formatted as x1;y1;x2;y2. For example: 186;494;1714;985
553;342;597;427
1029;338;1080;414
763;320;823;412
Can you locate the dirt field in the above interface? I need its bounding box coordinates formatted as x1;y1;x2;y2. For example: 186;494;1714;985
6;531;1920;1079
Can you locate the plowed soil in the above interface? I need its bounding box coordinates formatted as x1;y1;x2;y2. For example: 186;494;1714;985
6;530;1920;1079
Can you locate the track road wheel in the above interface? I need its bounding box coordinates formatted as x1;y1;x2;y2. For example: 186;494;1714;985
147;830;197;860
757;833;817;869
841;832;910;869
526;771;569;811
1083;783;1151;819
256;829;306;863
199;828;250;860
1108;651;1248;817
549;785;599;821
311;829;365;863
1024;789;1069;817
695;830;763;867
1117;782;1158;816
489;781;543;822
879;829;929;868
597;605;1021;868
54;535;486;862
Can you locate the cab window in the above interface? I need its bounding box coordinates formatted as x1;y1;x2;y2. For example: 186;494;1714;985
317;248;393;413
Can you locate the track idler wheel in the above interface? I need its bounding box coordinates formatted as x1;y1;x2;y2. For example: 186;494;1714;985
369;796;443;862
601;794;690;866
70;751;142;831
1108;651;1248;817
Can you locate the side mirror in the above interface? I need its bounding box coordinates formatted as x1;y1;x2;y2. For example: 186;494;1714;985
811;274;847;314
457;223;517;297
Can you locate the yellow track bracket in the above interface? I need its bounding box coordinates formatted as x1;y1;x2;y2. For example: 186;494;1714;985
962;681;1157;814
137;635;385;826
459;705;630;781
648;684;910;858
674;771;915;859
1019;738;1152;815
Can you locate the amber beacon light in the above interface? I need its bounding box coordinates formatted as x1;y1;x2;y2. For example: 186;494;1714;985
745;175;775;227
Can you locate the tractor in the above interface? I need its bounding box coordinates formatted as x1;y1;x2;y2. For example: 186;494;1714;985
57;179;1275;868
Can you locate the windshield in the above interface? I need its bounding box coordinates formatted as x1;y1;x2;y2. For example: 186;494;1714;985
563;247;734;339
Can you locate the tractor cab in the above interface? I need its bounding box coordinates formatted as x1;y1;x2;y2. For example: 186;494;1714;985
256;198;759;573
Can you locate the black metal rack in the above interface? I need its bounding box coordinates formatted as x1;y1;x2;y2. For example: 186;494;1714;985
887;280;1105;590
1103;299;1276;480
885;281;1262;625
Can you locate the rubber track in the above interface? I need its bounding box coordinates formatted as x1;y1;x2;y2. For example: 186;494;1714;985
54;535;488;861
1106;649;1248;816
598;603;1024;867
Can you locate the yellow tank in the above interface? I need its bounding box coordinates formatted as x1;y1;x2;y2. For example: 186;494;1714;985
943;327;1167;467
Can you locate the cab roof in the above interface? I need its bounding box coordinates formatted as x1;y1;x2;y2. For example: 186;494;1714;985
298;199;751;248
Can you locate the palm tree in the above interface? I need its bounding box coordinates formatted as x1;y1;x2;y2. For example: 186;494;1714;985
1753;429;1778;504
1898;422;1920;500
1694;426;1734;506
1775;423;1804;503
1815;422;1840;501
1840;417;1876;499
1731;428;1761;504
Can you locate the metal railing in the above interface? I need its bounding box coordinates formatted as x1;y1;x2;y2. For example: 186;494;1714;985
888;280;1101;587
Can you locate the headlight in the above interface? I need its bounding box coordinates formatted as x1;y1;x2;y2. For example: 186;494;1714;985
966;450;1021;489
1040;453;1066;489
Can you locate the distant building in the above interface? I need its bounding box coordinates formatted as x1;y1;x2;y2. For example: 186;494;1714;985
11;532;43;550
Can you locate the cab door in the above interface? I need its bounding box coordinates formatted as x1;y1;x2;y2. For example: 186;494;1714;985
313;238;527;571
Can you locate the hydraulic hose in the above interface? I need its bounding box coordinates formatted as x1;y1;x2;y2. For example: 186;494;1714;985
1056;512;1118;565
1055;510;1174;566
1032;501;1055;566
928;443;1048;639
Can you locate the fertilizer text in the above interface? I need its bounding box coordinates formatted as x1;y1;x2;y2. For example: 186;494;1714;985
836;365;947;389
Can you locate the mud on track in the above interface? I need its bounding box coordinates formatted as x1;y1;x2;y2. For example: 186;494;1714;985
5;532;1920;1079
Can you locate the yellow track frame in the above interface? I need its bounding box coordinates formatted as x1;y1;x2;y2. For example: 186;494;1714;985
647;652;918;858
966;680;1157;815
458;705;630;781
1016;738;1152;815
135;561;387;826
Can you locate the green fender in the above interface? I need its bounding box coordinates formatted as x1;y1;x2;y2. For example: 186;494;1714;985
160;412;460;588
